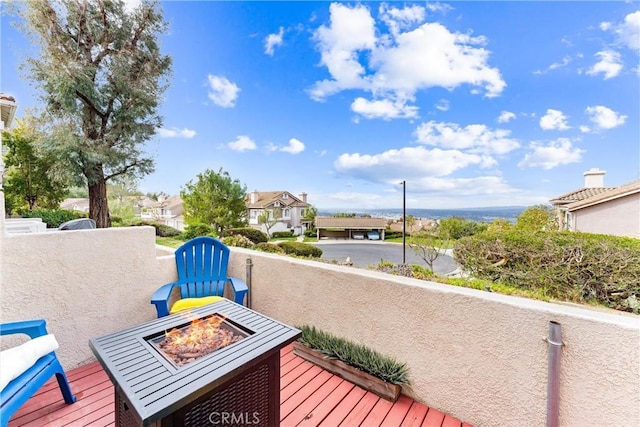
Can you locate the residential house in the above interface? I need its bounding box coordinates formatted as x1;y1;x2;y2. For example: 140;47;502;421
140;195;185;231
550;168;640;238
246;190;310;236
60;198;90;212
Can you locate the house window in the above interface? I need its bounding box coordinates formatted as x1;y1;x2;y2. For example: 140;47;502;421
250;210;257;219
274;201;280;207
282;193;289;199
284;209;290;218
300;209;305;217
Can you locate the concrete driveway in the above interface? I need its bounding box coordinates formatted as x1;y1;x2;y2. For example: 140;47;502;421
311;241;458;275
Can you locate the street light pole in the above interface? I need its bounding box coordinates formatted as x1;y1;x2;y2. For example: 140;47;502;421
402;180;406;265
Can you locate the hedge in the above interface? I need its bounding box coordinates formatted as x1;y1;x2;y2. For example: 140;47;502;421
255;242;285;253
20;209;87;228
272;230;295;238
225;227;268;244
182;223;215;240
454;230;640;313
126;219;181;237
277;241;323;258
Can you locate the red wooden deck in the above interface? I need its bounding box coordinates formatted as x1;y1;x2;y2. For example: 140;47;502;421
7;344;473;427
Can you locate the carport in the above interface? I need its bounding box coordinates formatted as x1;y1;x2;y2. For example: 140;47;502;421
314;216;387;240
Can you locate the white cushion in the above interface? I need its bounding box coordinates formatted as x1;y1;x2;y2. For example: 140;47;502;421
0;334;59;392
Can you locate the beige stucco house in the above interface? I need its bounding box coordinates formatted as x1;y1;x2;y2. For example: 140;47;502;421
246;190;310;236
550;168;640;238
140;195;185;231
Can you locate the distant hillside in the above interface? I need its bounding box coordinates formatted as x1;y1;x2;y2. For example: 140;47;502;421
318;206;528;223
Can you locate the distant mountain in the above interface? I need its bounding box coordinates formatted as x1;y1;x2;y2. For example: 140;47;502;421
318;206;528;223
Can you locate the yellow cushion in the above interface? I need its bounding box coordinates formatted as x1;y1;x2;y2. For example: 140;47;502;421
170;296;224;314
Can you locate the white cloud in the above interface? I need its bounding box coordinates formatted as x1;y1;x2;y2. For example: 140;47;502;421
281;138;306;154
266;138;306;154
534;56;573;74
379;4;426;36
207;75;240;108
157;127;196;139
586;50;623;79
539;109;570;130
518;138;584;169
585;105;627;130
351;97;419;120
414;121;520;155
435;99;450;111
264;27;285;56
227;135;256;152
602;11;640;51
579;125;591;133
617;11;640;51
334;146;495;181
309;3;505;119
497;111;516;123
425;3;453;14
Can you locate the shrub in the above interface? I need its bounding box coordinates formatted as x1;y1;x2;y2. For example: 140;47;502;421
182;223;215;240
255;242;285;253
384;230;403;239
225;227;268;244
126;219;181;237
304;228;316;237
20;208;87;228
296;325;410;385
221;234;255;248
439;217;488;240
272;230;295;238
277;241;322;258
454;230;640;313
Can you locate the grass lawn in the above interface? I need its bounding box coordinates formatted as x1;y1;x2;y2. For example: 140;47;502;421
156;236;183;249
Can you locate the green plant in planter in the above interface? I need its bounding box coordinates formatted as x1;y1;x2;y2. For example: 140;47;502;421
296;324;410;385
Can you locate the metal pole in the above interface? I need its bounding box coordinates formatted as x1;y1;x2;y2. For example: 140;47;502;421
245;258;253;309
402;180;406;265
546;321;563;427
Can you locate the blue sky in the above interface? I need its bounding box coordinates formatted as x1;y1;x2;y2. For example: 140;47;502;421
2;1;639;210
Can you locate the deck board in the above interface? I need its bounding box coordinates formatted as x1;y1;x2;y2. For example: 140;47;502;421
6;349;473;427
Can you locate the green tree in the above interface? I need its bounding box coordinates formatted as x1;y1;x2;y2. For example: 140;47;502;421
408;225;450;272
181;168;248;235
258;208;281;239
14;0;172;227
2;119;69;214
107;177;142;222
515;205;557;232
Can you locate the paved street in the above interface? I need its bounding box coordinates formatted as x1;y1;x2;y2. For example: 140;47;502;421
311;241;458;275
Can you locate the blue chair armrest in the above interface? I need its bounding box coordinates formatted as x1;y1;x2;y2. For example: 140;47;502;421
0;319;48;339
227;277;248;305
151;282;178;317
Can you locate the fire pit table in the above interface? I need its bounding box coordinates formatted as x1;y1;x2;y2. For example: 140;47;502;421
90;299;301;427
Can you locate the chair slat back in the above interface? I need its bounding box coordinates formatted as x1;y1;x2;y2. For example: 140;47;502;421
175;237;230;298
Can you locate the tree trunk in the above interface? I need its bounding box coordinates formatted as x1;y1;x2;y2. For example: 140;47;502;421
88;171;111;228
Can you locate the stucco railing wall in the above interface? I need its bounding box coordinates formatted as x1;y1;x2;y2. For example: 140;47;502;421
226;248;640;427
0;226;177;368
1;229;638;427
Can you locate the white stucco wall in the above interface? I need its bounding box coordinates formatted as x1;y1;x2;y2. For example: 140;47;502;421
0;226;177;367
570;193;640;237
1;229;638;427
227;248;640;427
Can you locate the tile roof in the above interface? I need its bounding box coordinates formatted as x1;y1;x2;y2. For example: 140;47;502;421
567;179;640;211
315;216;387;229
549;187;617;204
246;191;309;209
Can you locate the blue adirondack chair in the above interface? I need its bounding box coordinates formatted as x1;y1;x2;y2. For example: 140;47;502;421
0;320;76;426
151;236;249;317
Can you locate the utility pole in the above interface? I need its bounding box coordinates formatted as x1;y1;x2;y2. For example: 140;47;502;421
402;180;406;265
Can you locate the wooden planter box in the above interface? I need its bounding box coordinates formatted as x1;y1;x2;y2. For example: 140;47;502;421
292;342;402;402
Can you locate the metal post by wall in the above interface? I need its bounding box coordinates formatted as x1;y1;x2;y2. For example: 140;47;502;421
245;258;253;309
546;321;563;427
402;180;406;265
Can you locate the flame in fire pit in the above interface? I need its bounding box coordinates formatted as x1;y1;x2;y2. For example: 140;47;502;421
151;314;247;367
